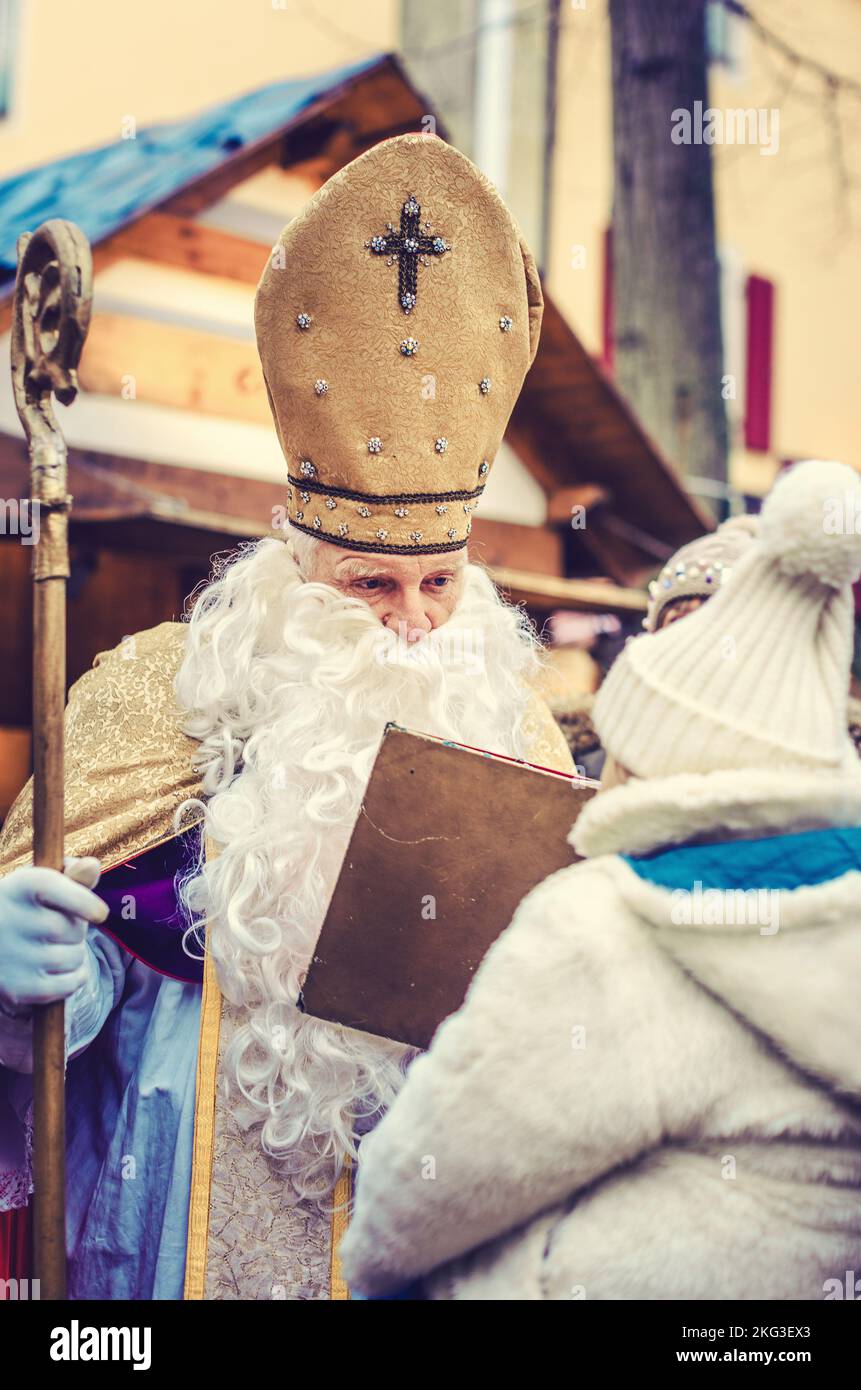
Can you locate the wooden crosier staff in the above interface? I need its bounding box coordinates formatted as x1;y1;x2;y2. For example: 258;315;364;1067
11;220;93;1300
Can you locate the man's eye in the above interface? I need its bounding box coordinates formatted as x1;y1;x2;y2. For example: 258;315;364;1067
425;576;451;588
355;578;385;591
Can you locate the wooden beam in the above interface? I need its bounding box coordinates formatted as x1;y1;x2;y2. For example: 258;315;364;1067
504;416;556;496
74;450;285;527
467;516;562;576
0;242;122;335
160;132;293;219
488;566;647;616
66;512;264;567
546;484;610;525
106;212;269;285
77;313;269;424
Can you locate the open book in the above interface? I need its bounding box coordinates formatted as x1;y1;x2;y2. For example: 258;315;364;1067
301;724;598;1049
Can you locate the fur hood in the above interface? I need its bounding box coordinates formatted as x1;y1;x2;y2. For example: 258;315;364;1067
575;767;861;1098
572;765;861;858
339;768;861;1300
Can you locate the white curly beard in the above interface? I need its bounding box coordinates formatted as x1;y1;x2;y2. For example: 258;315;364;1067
174;536;541;1200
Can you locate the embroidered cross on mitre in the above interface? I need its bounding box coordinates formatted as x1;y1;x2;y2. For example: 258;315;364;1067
365;195;451;314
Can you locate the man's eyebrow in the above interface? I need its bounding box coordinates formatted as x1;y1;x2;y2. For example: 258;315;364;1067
334;555;466;580
334;559;395;579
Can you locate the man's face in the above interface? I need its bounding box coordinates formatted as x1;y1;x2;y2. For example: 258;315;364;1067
307;542;467;642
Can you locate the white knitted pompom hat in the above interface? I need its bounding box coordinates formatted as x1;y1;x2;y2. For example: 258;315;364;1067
594;460;861;778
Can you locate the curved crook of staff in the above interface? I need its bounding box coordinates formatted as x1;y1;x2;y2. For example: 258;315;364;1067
10;219;93;1301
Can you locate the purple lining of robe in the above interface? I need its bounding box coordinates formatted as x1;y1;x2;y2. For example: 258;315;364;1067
98;830;204;984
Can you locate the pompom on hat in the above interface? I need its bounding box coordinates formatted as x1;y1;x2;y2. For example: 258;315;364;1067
254;134;543;554
594;460;861;779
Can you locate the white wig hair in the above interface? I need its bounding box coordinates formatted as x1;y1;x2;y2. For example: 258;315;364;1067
287;529;322;579
174;533;544;1200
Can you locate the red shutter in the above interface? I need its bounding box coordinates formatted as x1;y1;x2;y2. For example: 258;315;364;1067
744;274;775;451
602;225;614;373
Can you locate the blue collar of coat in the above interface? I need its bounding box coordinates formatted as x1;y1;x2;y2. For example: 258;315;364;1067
622;824;861;892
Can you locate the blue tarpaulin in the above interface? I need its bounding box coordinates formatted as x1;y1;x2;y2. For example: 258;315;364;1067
0;55;383;279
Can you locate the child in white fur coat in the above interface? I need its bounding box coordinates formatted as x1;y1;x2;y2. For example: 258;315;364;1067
339;460;861;1300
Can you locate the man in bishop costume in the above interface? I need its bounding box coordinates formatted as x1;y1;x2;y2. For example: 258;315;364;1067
0;134;573;1299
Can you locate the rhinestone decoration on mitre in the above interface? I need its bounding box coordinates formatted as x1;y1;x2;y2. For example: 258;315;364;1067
254;133;544;554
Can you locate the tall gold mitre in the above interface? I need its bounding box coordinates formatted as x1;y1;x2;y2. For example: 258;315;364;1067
254;133;544;555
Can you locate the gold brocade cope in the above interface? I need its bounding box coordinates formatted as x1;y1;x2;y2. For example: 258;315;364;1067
0;621;203;878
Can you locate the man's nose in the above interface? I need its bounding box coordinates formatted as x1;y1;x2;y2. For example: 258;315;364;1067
383;597;433;641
